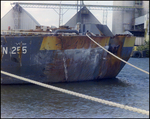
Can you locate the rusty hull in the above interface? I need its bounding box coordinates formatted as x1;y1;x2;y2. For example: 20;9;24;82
1;35;135;84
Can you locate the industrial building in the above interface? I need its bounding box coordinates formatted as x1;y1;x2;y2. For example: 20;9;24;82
65;6;101;27
112;1;149;45
65;6;113;36
1;1;149;46
1;3;40;30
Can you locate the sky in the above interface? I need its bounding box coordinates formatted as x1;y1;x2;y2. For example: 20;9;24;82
1;1;113;31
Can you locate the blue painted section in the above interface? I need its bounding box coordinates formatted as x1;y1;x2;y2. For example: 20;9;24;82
119;47;133;74
121;47;133;58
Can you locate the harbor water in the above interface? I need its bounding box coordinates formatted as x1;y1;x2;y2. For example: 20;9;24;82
1;58;149;118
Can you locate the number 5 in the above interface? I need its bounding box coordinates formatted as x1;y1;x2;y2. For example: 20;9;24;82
22;46;27;54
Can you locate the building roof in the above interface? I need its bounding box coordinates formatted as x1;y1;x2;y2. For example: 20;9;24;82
65;6;101;28
1;3;40;30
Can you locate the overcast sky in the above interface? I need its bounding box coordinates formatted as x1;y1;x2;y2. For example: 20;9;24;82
1;1;113;30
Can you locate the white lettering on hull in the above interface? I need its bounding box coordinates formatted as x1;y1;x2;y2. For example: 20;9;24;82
2;46;27;55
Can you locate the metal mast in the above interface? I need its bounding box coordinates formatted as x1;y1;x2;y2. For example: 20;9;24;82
76;0;84;23
103;10;108;25
59;1;62;26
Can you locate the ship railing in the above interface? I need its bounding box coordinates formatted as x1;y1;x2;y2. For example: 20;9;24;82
1;30;53;36
1;30;79;36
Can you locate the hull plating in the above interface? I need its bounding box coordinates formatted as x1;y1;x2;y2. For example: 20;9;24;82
1;35;135;84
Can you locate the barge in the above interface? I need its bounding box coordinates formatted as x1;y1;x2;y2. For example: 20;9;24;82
1;27;135;84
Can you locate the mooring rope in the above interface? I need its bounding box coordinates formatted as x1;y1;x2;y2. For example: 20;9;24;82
86;33;149;75
1;71;149;116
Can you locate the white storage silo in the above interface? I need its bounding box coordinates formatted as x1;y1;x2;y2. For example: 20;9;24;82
112;1;135;35
1;3;40;30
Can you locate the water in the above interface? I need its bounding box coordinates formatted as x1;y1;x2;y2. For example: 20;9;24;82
1;58;149;118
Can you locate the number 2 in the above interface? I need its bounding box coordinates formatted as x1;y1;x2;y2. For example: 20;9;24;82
12;47;16;54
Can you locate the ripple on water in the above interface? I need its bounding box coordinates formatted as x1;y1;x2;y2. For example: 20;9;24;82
1;58;149;118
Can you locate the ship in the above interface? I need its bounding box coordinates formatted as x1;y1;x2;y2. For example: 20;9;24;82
1;24;136;84
1;3;136;84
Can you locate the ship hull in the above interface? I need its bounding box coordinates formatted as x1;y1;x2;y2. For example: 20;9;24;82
1;35;135;84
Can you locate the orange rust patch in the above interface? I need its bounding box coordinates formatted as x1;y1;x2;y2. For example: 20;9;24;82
40;36;110;50
18;42;22;66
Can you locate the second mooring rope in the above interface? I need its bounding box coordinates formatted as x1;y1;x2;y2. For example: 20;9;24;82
86;33;149;75
1;71;149;116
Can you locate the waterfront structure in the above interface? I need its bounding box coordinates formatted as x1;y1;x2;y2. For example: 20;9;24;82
64;6;113;36
65;6;101;28
112;1;149;45
2;1;149;45
1;3;40;30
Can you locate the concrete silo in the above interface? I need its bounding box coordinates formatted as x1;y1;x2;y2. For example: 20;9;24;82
112;1;149;36
112;1;149;57
141;1;149;15
112;1;135;35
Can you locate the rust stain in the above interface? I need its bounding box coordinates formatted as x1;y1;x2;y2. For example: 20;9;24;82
18;42;22;66
65;58;71;67
44;58;65;82
98;35;127;78
3;36;7;43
